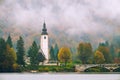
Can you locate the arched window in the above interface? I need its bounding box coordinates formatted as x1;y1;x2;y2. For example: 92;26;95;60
44;36;46;39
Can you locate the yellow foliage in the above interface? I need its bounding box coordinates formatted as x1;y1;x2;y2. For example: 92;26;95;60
58;47;72;63
94;50;105;64
6;44;17;62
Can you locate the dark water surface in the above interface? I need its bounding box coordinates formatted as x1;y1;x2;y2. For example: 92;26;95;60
0;73;120;80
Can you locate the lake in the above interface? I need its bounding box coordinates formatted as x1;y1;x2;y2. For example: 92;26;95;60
0;73;120;80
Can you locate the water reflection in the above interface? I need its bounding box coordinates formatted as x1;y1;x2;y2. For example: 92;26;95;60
0;73;120;80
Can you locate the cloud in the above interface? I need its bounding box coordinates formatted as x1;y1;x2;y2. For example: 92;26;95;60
0;0;120;36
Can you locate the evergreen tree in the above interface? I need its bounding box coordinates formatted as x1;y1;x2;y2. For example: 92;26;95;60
54;43;59;61
0;38;7;71
50;46;55;60
6;34;13;48
28;41;39;65
110;44;115;60
16;36;25;66
37;52;46;65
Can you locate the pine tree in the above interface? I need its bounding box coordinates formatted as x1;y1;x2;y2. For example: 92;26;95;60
16;36;25;66
50;46;55;60
37;52;46;65
54;43;59;61
6;34;13;48
28;41;39;65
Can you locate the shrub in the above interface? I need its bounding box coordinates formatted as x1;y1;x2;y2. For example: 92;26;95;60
38;65;75;72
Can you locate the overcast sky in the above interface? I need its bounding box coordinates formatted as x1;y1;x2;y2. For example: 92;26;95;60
0;0;120;36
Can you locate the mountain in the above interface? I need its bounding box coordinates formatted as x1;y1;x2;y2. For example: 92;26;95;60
1;23;120;54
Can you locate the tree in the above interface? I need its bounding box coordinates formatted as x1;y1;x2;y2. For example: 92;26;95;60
54;43;59;61
5;44;17;71
77;42;93;64
16;36;25;66
0;38;17;72
49;46;55;60
0;38;7;71
94;50;105;64
28;41;39;65
6;34;13;48
58;47;72;66
118;51;120;63
98;45;112;63
110;44;115;60
37;52;46;65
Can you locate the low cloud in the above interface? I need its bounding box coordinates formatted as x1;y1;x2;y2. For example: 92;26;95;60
0;0;120;37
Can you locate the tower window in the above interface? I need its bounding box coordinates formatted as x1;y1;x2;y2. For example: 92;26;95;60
44;36;46;39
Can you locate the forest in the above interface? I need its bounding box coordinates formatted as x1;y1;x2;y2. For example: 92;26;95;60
0;34;120;72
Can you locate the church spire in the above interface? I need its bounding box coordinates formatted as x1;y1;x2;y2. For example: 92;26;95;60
41;22;48;35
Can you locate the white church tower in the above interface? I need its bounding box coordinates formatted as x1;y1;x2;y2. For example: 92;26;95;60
40;22;49;63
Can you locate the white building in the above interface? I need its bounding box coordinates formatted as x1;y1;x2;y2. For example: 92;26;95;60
40;22;49;63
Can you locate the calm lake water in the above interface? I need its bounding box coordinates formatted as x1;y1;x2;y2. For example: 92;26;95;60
0;73;120;80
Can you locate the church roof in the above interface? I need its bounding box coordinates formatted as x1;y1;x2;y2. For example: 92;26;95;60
41;22;48;35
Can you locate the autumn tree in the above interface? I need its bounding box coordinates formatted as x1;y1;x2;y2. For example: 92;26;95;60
6;34;13;48
0;38;17;72
5;45;17;71
77;42;93;64
98;44;112;63
58;47;72;66
16;36;25;66
28;41;39;65
94;50;105;64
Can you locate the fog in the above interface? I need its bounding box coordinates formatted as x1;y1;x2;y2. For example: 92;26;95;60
0;0;120;36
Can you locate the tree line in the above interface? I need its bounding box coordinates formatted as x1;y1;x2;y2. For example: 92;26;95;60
0;35;120;72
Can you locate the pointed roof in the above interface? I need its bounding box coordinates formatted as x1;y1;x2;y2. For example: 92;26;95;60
41;22;48;35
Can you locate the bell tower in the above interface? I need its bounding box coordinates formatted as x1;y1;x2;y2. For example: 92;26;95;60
40;22;49;63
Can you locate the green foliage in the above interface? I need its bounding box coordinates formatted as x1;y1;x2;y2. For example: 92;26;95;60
77;42;93;64
37;52;46;64
16;36;25;66
58;47;72;66
84;66;110;72
28;41;39;65
6;34;13;48
50;46;55;60
54;43;59;61
110;44;115;60
0;38;18;72
38;65;75;72
118;51;120;58
73;60;82;64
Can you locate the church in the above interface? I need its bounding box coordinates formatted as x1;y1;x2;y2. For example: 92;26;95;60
39;22;49;63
